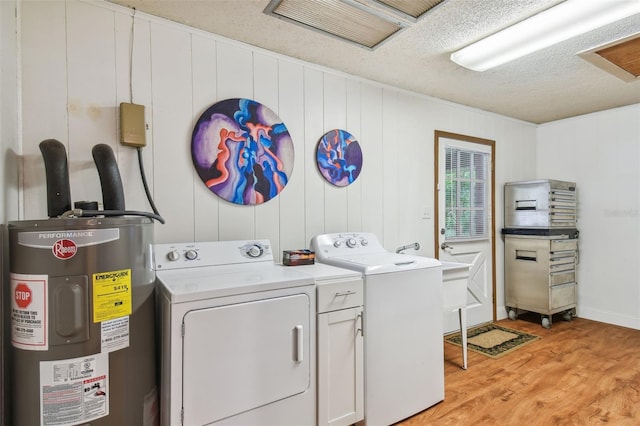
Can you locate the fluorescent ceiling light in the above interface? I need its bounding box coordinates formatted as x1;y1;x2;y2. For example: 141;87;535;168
451;0;640;72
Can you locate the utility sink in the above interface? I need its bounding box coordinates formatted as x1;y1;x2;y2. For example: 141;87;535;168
441;261;471;286
440;262;470;311
440;261;471;370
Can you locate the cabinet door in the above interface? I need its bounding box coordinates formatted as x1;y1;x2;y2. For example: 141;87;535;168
317;307;364;426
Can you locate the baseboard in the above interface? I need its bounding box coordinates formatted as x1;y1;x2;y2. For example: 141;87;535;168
577;306;640;330
498;303;639;330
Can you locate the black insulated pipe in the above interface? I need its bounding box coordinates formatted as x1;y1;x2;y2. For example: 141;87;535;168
39;139;72;218
92;144;126;212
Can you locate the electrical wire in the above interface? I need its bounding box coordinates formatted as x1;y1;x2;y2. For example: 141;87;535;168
62;209;165;224
129;7;136;103
129;7;164;224
137;146;162;219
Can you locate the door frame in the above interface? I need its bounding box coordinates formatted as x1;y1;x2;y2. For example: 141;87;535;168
434;130;497;322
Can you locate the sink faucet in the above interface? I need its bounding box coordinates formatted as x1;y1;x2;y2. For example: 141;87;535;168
396;242;420;254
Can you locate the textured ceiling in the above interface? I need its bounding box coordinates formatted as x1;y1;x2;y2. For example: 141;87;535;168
107;0;640;124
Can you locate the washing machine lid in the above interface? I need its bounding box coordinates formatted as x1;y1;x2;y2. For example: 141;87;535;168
156;263;314;303
320;252;441;275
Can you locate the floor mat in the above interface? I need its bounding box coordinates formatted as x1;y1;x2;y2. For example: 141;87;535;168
445;323;540;358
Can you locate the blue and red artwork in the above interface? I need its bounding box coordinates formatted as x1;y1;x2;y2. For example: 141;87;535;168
316;129;363;187
191;98;294;205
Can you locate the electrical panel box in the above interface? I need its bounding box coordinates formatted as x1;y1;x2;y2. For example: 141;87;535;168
120;102;146;147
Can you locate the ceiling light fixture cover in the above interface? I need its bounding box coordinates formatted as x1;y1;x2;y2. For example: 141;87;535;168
451;0;640;72
265;0;404;49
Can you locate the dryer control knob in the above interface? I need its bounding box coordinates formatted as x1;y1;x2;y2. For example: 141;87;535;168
167;250;180;261
185;249;198;260
346;238;357;248
333;240;342;248
247;245;263;258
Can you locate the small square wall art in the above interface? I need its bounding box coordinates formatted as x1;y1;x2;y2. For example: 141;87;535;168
316;129;363;187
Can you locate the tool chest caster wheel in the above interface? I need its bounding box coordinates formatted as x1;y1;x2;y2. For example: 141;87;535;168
541;316;551;329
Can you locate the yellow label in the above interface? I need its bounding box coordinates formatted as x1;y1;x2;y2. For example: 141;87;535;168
92;269;132;323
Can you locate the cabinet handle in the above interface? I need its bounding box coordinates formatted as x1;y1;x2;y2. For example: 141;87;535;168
293;325;303;363
515;249;537;261
356;312;363;337
334;290;356;297
515;199;537;210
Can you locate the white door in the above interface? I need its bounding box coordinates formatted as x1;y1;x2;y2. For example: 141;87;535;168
181;294;310;425
435;131;495;334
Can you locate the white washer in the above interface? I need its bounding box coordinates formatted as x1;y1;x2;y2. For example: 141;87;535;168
154;240;315;426
310;232;444;426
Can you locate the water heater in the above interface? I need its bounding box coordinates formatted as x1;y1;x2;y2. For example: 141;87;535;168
7;217;157;426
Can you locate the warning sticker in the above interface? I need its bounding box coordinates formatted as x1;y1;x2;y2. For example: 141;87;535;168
40;352;109;426
92;269;132;323
10;273;48;351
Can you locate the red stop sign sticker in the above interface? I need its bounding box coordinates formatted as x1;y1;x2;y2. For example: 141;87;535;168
15;283;32;309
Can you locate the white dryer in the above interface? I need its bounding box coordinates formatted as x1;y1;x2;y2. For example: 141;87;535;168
154;240;315;426
310;232;444;426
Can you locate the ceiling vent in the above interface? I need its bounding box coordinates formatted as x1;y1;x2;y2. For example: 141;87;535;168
579;33;640;82
264;0;444;49
366;0;445;21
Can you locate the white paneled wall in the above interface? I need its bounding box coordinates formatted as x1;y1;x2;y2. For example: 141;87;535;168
191;34;219;242
17;1;540;315
1;0;19;223
150;22;195;243
538;105;640;329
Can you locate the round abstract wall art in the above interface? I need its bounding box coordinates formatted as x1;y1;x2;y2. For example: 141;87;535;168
191;98;294;205
316;129;363;187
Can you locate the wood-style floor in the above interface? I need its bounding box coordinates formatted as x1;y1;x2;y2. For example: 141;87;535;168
398;316;640;425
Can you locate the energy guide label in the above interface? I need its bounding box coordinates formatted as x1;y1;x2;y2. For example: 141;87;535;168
92;269;132;322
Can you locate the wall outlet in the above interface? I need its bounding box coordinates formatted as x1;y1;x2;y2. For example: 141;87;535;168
120;102;146;147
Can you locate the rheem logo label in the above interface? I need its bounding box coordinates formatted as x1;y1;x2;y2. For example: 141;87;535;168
52;239;77;259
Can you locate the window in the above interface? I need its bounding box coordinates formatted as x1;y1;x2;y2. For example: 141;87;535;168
445;147;489;240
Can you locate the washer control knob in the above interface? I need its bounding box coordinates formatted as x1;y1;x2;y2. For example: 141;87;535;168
361;239;368;246
247;245;263;258
346;238;357;248
167;250;180;261
333;240;342;248
185;249;198;260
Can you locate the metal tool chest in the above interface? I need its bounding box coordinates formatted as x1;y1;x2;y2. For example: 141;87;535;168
503;180;578;328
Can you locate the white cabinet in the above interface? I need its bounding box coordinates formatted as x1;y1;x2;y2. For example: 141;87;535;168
317;279;364;426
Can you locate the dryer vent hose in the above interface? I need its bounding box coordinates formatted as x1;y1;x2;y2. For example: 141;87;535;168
39;139;72;218
92;144;126;212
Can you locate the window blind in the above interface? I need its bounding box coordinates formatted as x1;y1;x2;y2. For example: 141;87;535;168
445;147;489;240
